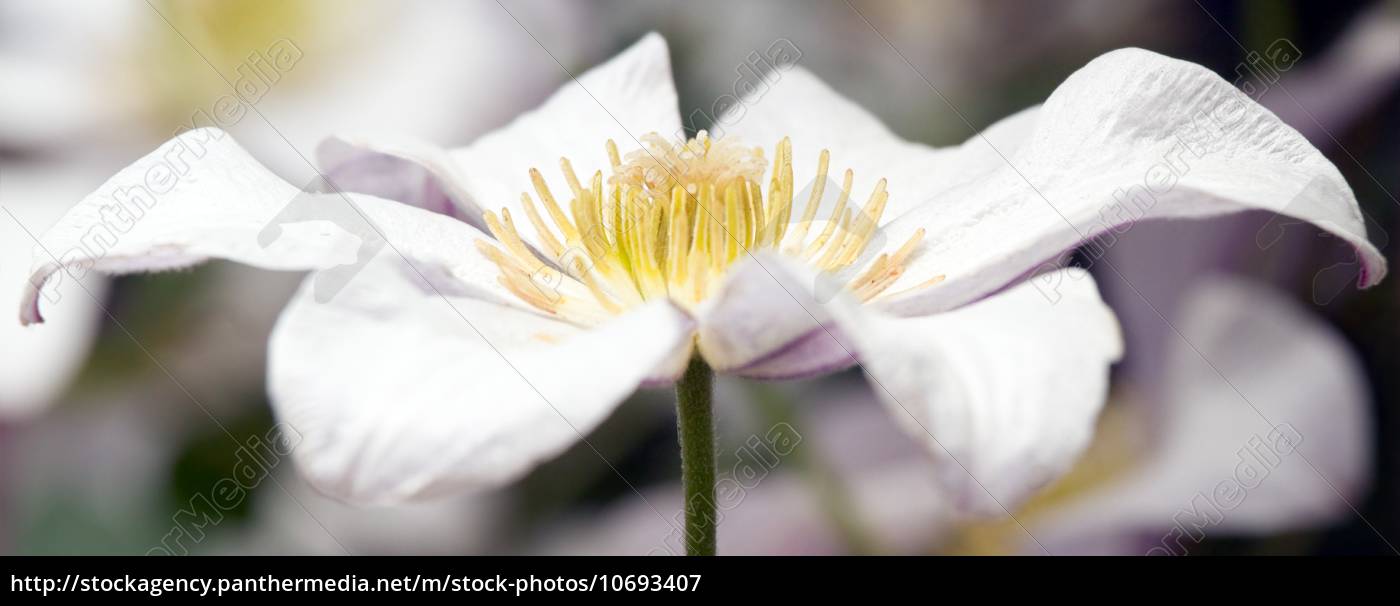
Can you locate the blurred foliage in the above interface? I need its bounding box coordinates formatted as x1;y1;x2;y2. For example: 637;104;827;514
165;394;276;528
69;271;214;392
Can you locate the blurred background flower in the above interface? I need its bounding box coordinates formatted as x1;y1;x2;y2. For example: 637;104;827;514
2;0;1396;554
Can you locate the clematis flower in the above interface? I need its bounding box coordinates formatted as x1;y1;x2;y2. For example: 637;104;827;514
17;35;1384;552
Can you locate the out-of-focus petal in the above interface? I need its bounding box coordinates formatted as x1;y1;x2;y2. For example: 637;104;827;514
1;163;106;416
209;470;504;555
538;460;951;556
1259;6;1400;144
246;0;581;183
1032;276;1371;554
0;0;146;149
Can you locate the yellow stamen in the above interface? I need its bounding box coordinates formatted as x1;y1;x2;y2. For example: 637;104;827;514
479;131;935;324
783;149;830;254
802;169;854;259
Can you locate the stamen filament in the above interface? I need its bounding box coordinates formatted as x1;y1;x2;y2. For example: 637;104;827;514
480;132;933;324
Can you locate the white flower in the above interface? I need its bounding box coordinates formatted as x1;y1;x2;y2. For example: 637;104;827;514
18;35;1384;512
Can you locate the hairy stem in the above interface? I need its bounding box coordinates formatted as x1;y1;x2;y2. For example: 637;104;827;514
675;355;717;556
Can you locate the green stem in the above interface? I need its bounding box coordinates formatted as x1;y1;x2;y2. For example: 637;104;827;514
675;355;716;556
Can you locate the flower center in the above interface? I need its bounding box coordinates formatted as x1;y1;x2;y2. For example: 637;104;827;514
477;131;928;325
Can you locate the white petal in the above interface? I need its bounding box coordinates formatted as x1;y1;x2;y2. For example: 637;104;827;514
832;268;1123;514
0;163;106;416
698;255;1122;512
19;128;514;325
878;48;1386;315
695;254;852;377
318;33;682;248
718;66;1039;222
268;259;695;503
1033;276;1371;554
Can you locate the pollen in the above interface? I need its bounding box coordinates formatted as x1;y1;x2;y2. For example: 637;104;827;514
477;131;929;325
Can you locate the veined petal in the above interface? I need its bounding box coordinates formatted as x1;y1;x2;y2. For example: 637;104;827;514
1032;277;1371;554
717;66;1038;222
19;128;515;325
876;48;1386;315
268;259;695;503
833;268;1122;514
318;33;682;249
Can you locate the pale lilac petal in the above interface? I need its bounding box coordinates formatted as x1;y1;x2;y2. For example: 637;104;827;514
1259;6;1400;145
724;325;857;381
318;135;477;225
1032;276;1371;554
